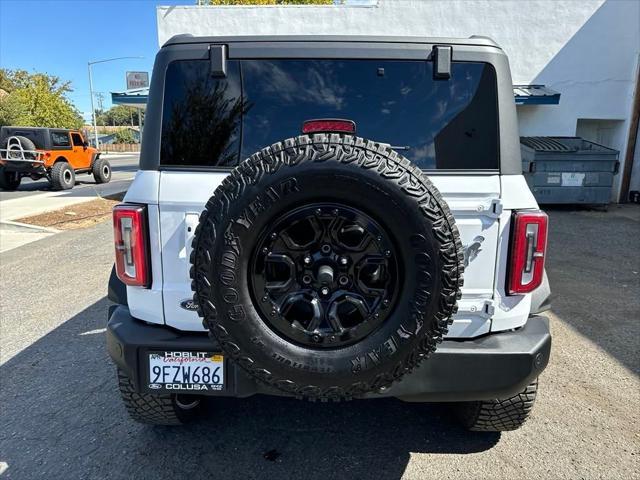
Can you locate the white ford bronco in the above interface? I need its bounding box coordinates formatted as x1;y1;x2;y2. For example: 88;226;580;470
107;35;551;431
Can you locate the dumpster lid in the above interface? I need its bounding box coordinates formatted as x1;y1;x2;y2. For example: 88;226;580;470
520;137;575;152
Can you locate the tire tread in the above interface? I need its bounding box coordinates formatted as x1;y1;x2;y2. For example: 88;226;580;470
117;370;185;426
50;161;74;190
458;380;538;431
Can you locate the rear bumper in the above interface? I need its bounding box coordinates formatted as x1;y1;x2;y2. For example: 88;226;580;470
106;305;551;402
0;160;45;174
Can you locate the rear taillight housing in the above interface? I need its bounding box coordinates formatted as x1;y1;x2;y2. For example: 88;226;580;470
507;210;548;295
113;204;150;287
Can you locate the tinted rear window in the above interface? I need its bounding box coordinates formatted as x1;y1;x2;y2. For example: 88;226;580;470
161;59;498;170
161;60;243;168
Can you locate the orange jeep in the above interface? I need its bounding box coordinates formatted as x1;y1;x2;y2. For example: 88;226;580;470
0;126;111;190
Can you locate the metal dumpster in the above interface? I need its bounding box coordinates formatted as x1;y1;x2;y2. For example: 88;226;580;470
520;136;619;205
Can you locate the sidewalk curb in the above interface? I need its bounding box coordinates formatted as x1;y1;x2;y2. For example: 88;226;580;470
0;184;130;222
0;220;60;233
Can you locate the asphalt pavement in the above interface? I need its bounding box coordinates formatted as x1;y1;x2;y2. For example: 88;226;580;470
0;154;139;202
0;205;638;479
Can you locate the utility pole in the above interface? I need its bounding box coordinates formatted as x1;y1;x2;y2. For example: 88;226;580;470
88;63;99;148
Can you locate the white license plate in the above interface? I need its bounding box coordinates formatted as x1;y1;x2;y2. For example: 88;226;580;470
148;351;224;392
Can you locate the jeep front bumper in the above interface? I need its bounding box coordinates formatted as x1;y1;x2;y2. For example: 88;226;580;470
106;305;551;402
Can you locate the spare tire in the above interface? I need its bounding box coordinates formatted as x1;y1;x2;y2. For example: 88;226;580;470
6;135;37;161
190;134;464;400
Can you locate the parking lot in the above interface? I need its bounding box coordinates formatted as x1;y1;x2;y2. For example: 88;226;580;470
0;204;638;480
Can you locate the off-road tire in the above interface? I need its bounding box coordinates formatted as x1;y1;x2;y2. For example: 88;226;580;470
190;134;464;401
1;135;36;190
50;161;75;190
456;380;538;431
0;168;21;190
92;157;111;183
117;370;201;425
5;135;37;160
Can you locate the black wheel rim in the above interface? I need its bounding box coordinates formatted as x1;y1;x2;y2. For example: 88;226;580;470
250;203;400;348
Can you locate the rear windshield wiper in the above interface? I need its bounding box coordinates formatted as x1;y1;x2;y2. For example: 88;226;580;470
378;142;411;151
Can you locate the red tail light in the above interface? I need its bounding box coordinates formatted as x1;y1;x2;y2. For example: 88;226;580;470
508;210;548;295
302;119;356;134
113;204;150;287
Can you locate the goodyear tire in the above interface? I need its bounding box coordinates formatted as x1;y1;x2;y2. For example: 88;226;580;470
50;161;75;190
190;135;464;401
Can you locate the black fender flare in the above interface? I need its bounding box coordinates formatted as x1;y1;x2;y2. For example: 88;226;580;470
90;152;101;169
108;265;128;306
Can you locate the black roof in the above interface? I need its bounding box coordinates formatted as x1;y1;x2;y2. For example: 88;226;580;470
0;126;78;132
163;34;501;49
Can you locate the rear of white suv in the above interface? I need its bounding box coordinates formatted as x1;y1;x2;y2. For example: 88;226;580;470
107;35;551;430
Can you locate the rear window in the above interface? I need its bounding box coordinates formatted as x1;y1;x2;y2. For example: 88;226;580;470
51;132;71;147
161;59;498;170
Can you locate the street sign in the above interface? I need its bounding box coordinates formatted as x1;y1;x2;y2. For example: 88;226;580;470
126;71;149;90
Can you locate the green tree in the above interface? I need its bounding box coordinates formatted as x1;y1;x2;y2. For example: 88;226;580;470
114;128;137;144
0;69;83;128
0;92;25;127
97;105;140;126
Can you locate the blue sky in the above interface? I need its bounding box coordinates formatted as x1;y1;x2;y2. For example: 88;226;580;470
0;0;374;122
0;0;193;122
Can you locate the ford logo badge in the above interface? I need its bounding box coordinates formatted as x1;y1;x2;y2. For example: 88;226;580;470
180;299;199;311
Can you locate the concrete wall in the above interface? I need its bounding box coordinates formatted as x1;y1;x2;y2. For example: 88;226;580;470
157;0;640;200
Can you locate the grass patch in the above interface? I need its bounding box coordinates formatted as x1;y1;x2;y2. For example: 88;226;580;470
16;196;122;230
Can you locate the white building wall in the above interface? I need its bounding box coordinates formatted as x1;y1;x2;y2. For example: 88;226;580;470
631;125;640;195
157;0;640;201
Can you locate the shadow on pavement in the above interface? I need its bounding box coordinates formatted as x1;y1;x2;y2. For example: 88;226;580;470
0;297;499;480
4;178;53;192
545;205;640;376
